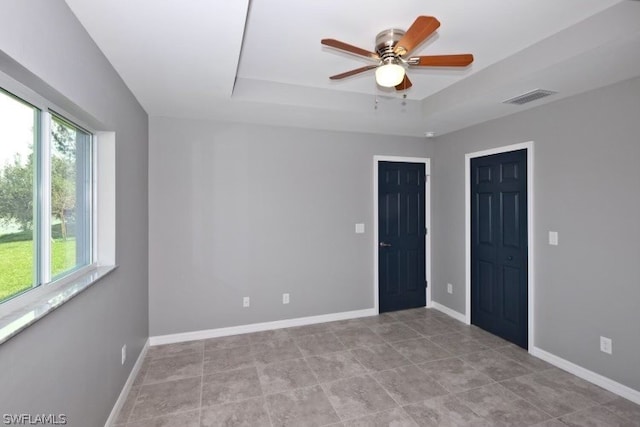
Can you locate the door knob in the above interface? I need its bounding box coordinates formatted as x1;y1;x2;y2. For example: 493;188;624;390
379;242;392;247
507;255;513;261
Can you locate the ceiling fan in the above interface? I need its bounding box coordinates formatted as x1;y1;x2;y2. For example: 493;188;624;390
321;16;474;91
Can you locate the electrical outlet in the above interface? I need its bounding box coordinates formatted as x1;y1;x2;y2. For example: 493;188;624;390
121;344;126;365
447;283;453;294
243;297;250;308
600;336;612;354
282;293;290;304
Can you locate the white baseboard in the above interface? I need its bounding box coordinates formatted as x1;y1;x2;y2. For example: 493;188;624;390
104;339;150;427
430;303;640;406
149;308;377;346
531;346;640;405
431;302;467;324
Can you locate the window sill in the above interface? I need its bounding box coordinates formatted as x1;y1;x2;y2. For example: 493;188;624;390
0;265;117;345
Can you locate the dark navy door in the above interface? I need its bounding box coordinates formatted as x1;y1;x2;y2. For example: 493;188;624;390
378;161;426;313
471;149;528;348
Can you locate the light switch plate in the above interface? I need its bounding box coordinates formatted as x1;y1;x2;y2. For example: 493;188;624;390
355;223;365;234
549;231;559;246
600;336;612;354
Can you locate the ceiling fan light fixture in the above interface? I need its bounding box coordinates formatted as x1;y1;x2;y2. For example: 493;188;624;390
322;16;473;91
375;62;405;87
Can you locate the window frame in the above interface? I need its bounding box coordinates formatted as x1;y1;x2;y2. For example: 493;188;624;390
0;74;98;308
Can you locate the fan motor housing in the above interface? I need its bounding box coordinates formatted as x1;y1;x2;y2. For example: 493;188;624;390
375;28;405;60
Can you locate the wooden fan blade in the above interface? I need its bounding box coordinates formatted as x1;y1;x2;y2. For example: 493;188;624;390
321;39;380;61
410;54;474;67
329;65;377;80
394;16;440;56
395;74;412;91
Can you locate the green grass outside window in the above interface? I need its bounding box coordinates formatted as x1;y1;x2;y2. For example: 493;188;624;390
0;229;76;302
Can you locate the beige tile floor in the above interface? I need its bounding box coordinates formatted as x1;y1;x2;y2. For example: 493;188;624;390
114;308;640;426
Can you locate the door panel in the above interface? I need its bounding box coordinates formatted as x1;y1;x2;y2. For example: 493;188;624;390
406;194;420;234
379;161;426;313
503;266;521;323
471;149;528;348
478;261;494;312
478;193;493;244
502;192;520;248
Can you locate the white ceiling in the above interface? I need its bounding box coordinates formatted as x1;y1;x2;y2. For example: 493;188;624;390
65;0;640;137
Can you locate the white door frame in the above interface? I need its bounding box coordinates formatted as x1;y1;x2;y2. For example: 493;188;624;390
373;156;431;314
465;141;535;351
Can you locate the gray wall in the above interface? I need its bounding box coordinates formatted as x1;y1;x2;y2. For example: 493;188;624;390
0;1;149;425
149;117;430;336
431;76;640;391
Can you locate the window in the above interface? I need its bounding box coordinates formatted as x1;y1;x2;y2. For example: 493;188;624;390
0;88;94;304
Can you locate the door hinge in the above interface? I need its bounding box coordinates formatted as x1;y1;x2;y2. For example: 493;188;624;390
425;227;428;235
425;280;428;288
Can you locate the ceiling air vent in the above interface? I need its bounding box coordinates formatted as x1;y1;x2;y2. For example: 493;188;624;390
503;89;558;105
